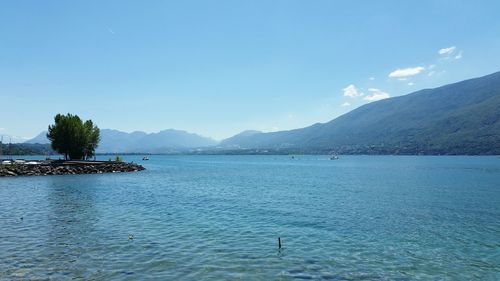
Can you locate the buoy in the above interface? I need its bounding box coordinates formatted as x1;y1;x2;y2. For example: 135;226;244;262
128;234;134;240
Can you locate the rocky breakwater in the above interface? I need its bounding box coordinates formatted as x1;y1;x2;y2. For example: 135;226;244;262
0;160;145;177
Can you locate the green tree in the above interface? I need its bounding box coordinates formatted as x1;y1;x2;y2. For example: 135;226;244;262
46;114;101;160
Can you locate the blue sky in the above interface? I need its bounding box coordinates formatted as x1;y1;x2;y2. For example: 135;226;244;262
1;0;500;141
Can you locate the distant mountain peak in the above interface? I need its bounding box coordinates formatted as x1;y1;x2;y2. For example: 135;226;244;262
26;128;218;153
235;130;262;137
24;131;49;144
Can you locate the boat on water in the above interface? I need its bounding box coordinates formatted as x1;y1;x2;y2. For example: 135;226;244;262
142;156;150;161
329;152;339;160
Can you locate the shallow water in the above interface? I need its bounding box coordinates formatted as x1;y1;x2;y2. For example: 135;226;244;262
1;155;499;280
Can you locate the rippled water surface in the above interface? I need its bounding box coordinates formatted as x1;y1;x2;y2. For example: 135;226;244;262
1;155;499;280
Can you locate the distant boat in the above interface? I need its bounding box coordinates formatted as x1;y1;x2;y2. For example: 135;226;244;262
330;153;339;160
142;156;149;161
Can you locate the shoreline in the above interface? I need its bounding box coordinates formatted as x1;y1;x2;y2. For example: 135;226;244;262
0;160;145;177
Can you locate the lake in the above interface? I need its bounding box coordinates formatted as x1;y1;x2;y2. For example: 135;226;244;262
0;155;499;280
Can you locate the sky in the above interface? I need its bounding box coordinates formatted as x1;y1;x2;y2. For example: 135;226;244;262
1;0;500;141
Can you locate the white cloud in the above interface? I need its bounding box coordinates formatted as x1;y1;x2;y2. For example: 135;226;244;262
388;66;425;78
438;46;463;60
342;84;363;98
341;102;351;107
439;46;456;55
364;88;390;102
428;71;436;76
407;82;414;86
0;127;4;131
369;77;375;81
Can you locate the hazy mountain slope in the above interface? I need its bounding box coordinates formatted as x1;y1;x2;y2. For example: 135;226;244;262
26;129;218;153
23;131;50;144
221;71;500;154
219;130;263;147
96;130;148;153
97;129;218;153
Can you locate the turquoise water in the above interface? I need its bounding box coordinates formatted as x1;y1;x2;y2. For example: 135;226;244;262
0;155;499;280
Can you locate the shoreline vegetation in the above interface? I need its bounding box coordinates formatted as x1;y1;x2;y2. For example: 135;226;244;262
2;143;499;156
0;160;145;177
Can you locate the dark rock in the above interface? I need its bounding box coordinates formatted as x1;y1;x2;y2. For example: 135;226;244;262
5;170;17;176
0;161;145;177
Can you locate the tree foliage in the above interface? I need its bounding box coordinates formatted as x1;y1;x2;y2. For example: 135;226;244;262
46;114;100;160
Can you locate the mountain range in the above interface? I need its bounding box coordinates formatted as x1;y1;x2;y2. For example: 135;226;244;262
219;71;500;155
24;71;500;155
25;129;217;153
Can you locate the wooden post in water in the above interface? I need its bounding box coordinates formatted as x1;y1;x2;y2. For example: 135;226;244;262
278;237;281;249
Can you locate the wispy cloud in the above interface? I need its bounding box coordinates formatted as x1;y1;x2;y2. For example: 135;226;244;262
342;84;363;98
407;82;414;86
438;46;456;55
438;46;463;60
107;27;115;35
341;102;351;107
364;88;390;102
388;66;425;78
368;77;375;81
